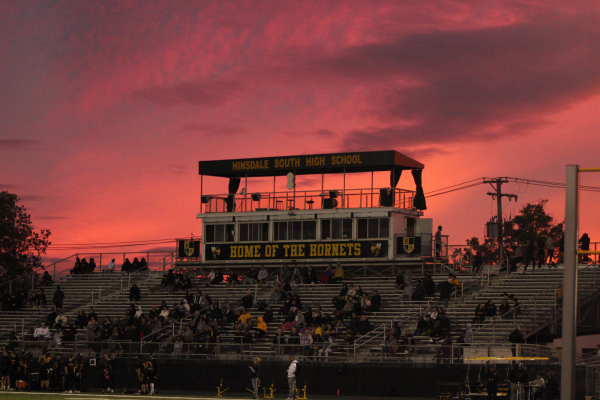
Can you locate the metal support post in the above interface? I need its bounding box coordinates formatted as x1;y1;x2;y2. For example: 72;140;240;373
561;165;579;400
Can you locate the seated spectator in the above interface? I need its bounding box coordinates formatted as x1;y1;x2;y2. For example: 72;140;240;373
415;315;432;336
430;320;444;338
423;274;436;296
71;257;82;275
300;329;314;352
211;269;224;286
541;371;559;400
81;258;89;273
394;270;405;291
243;267;258;284
40;271;53;286
240;292;254;310
435;336;452;362
257;265;269;283
33;323;43;340
221;304;234;325
173;337;183;358
297;264;309;284
499;299;511;316
473;303;486;323
88;307;98;322
347;284;357;297
333;263;345;283
237;309;253;329
412;279;426;301
139;257;148;272
438;281;453;308
46;308;58;328
448;273;460;288
181;274;192;290
320;266;333;284
35;289;47;307
338;283;349;297
88;257;97;273
106;258;116;273
122;258;132;273
76;309;88;329
255;316;267;338
318;334;334;360
226;269;239;287
485;300;497;318
385;333;398;356
403;279;414;299
308;266;318;284
132;257;141;272
129;284;141;302
263;306;274;324
357;315;373;335
55;311;67;329
531;373;545;399
287;327;300;355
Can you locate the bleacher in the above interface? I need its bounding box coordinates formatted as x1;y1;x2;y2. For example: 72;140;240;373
2;263;599;363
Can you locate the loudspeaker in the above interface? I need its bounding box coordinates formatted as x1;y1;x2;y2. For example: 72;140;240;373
329;190;339;198
201;195;211;204
251;193;261;201
323;198;338;209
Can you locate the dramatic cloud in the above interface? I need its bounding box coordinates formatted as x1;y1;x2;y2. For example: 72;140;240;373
132;80;244;107
295;18;600;150
1;1;599;261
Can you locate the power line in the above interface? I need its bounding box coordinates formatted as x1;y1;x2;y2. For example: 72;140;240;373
51;238;179;246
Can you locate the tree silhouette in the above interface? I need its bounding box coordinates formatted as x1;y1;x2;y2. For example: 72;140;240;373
0;191;52;281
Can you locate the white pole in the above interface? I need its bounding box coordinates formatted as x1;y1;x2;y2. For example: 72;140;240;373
561;165;579;400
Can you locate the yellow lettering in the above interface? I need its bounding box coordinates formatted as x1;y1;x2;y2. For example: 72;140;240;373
317;244;324;257
310;244;317;257
272;245;279;255
266;245;272;258
291;245;297;257
354;243;361;256
332;244;339;256
254;245;261;257
298;245;305;257
244;246;253;258
325;244;331;256
230;246;237;258
339;243;346;256
283;245;290;257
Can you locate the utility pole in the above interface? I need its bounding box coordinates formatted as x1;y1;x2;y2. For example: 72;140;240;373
484;178;518;268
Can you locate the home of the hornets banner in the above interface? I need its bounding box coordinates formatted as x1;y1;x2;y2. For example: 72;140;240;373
178;240;201;258
204;240;388;261
396;236;422;255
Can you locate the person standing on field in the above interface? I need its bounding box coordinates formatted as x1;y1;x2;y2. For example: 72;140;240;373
286;355;298;400
249;357;260;399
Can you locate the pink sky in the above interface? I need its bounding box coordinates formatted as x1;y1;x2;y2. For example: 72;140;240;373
1;0;599;264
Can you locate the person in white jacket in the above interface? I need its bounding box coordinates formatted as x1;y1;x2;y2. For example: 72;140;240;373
286;356;298;400
106;259;116;273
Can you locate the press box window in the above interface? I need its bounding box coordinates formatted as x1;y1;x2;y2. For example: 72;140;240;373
321;219;352;240
204;224;235;243
239;223;269;242
357;218;389;239
274;220;316;241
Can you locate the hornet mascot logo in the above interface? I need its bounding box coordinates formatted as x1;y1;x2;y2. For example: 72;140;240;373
211;246;221;259
371;242;382;256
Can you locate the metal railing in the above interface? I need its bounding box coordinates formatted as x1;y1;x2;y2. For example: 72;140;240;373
201;187;415;213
